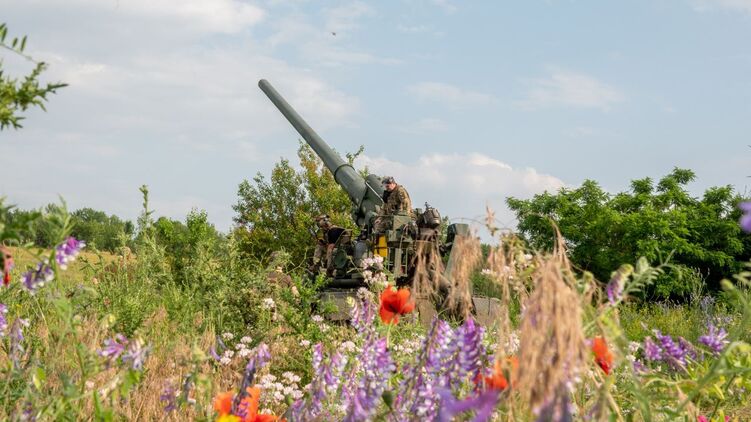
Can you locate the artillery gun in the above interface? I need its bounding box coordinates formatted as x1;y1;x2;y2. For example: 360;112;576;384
258;79;495;323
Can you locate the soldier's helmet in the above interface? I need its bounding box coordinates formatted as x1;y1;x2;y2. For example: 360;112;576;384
382;176;396;185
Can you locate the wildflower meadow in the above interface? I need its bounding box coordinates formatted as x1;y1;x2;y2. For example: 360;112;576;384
3;17;751;422
1;192;751;421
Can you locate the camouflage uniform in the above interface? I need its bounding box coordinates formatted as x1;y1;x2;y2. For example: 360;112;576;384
382;185;412;216
311;215;345;275
375;184;413;232
313;227;334;273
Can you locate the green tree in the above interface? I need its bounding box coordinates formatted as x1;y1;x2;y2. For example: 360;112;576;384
153;209;222;287
70;208;132;252
507;168;750;298
1;23;66;130
232;142;358;266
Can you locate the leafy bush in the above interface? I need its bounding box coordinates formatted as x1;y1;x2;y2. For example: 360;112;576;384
233;143;359;266
507;168;751;299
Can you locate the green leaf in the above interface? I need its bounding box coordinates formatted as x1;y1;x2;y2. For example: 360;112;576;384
93;391;114;422
32;366;46;391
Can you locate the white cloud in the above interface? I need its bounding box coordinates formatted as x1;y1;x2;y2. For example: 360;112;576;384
520;69;624;111
397;117;449;134
397;24;431;33
430;0;458;14
693;0;751;13
43;0;265;33
355;153;565;236
325;1;375;33
264;4;399;67
408;82;495;107
1;0;363;232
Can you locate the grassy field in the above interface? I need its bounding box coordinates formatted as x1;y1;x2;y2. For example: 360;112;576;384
2;235;750;421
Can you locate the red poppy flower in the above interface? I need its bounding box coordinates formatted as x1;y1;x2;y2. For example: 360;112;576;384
213;387;283;422
591;336;614;375
213;391;234;416
482;356;518;391
1;247;12;286
379;286;415;324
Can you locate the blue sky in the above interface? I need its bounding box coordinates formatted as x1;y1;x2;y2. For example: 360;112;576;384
2;0;750;234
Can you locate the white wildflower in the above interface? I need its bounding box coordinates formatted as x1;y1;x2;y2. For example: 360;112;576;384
262;298;276;310
240;336;252;344
221;332;234;341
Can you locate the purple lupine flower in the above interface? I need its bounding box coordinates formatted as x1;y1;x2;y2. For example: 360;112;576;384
55;237;86;270
654;331;688;368
98;334;128;362
343;337;395;422
699;324;729;355
160;382;178;413
122;338;150;370
643;337;662;361
22;262;54;293
436;387;500;422
739;202;751;233
0;304;7;336
443;318;485;390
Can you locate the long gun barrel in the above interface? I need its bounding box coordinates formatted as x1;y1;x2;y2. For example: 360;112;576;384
258;79;383;228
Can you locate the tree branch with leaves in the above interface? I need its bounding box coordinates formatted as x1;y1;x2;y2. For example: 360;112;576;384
0;23;67;130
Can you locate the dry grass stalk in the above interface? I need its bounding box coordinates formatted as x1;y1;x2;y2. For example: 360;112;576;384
443;234;482;319
515;255;587;413
411;240;442;303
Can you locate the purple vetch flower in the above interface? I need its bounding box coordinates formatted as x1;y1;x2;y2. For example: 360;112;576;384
350;295;376;337
98;334;128;362
534;383;574;422
436;387;500;422
642;337;663;362
0;303;8;336
55;237;86;270
739;202;751;233
699;324;729;355
160;382;178;413
606;273;625;306
288;343;350;421
678;337;698;361
632;360;648;374
10;318;30;369
653;331;693;369
121;338;150;370
21;262;54;293
699;296;715;316
232;343;272;416
393;317;454;420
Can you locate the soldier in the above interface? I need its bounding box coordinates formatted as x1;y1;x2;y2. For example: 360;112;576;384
374;176;413;232
311;214;346;276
